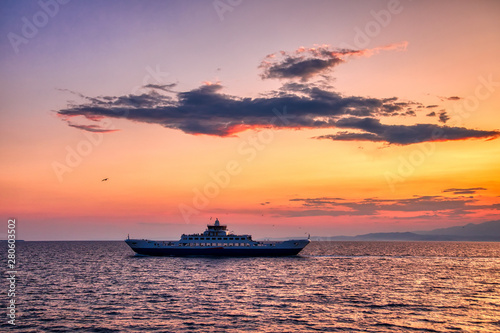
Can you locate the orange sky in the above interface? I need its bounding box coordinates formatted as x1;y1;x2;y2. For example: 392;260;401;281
1;0;499;240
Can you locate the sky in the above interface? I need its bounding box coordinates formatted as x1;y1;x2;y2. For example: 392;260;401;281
1;0;499;240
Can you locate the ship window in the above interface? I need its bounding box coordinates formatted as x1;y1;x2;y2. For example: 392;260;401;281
212;237;216;240
229;237;234;240
188;238;193;240
194;238;199;240
217;237;222;240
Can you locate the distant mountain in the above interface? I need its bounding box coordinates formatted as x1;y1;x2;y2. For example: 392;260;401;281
314;220;500;241
417;220;500;238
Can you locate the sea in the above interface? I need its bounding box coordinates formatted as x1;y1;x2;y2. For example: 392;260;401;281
1;241;499;332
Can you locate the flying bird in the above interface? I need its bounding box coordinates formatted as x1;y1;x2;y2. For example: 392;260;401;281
102;178;108;182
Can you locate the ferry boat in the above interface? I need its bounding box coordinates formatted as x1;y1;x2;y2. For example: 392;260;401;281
125;219;310;256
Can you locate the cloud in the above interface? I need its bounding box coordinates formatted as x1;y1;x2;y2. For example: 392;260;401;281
67;123;118;133
261;56;343;81
57;86;500;144
259;42;408;82
438;110;450;123
426;111;436;117
56;43;500;145
438;95;463;101
443;187;487;195
279;194;499;218
143;83;177;92
57;84;422;137
315;117;500;145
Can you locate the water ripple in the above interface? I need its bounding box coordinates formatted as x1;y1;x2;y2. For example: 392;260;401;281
1;241;499;332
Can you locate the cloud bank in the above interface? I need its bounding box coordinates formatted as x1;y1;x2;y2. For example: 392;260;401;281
56;43;499;145
314;118;498;145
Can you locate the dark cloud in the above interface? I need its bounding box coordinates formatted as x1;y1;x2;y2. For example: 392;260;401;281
289;197;346;207
426;105;439;108
143;83;177;92
259;42;408;82
57;86;500;144
438;110;450;123
67;123;118;133
57;84;421;137
56;44;499;145
261;56;343;81
437;95;463;102
443;187;487;195
426;111;436;117
446;96;462;101
315;117;500;145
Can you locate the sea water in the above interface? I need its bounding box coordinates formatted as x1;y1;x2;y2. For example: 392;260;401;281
1;241;499;332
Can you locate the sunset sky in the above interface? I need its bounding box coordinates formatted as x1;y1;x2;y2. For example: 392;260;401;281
1;0;499;240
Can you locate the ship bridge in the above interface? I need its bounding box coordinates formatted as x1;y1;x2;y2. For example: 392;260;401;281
204;218;228;237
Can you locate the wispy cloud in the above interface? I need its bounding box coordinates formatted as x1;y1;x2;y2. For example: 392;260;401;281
279;193;500;218
67;123;118;133
443;187;487;195
259;42;408;82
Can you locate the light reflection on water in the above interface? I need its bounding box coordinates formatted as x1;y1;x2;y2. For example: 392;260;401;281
2;241;499;332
